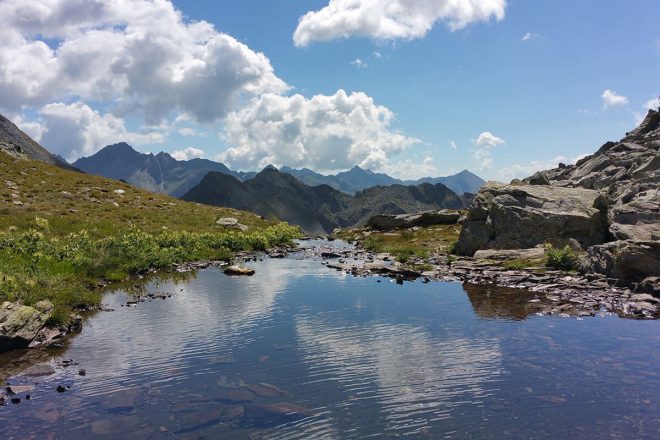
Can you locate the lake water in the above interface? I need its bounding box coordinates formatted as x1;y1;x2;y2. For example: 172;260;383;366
1;242;660;439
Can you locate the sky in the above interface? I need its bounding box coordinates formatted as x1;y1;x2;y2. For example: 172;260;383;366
1;0;659;181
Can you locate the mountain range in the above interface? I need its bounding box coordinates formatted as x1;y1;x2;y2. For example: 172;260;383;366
181;167;466;234
72;143;485;197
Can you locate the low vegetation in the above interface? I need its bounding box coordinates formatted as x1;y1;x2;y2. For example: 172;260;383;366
0;153;301;325
544;243;579;271
337;224;461;264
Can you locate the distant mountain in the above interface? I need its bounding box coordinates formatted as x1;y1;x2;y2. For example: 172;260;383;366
280;165;484;195
73;143;242;197
181;167;465;234
73;141;485;197
410;169;486;195
0;113;76;170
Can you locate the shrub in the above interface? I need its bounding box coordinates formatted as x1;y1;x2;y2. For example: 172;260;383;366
544;243;578;271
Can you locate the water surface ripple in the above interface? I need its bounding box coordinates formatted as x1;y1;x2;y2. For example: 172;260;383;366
1;244;659;439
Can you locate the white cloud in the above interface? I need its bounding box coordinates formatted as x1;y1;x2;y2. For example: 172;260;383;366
383;156;438;180
178;127;198;136
293;0;507;47
521;32;538;41
13;114;47;142
473;131;504;170
38;101;164;161
170;147;205;161
373;51;382;58
475;131;504;148
0;0;287;123
449;140;458;149
217;89;419;172
351;58;368;69
497;153;588;182
643;96;660;111
601;89;629;109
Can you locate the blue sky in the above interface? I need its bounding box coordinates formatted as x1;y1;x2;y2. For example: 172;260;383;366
1;0;659;180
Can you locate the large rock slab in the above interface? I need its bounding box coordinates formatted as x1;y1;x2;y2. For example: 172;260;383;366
588;240;660;282
367;209;461;231
456;183;609;256
0;301;53;352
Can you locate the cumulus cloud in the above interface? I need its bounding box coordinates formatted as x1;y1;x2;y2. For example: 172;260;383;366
473;131;504;170
643;96;660;111
0;0;287;123
38;101;164;161
13;114;47;142
497;154;588;182
217;89;419;172
601;89;629;109
170;147;205;161
293;0;507;47
449;140;458;149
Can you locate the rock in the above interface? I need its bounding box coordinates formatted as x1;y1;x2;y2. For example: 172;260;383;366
56;385;68;393
321;251;342;259
589;240;660;282
0;301;54;352
241;402;312;428
6;385;35;395
21;363;56;377
524;171;550;185
456;183;608;256
113;189;125;195
223;265;255;276
216;217;249;231
367;209;461;231
473;247;546;262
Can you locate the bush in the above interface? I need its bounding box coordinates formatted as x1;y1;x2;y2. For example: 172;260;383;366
544;243;578;271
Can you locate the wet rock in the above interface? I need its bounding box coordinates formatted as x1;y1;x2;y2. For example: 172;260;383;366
240;402;312;428
6;385;35;395
56;385;69;393
223;265;256;276
246;383;286;398
21;363;56;377
0;300;54;352
321;251;342;259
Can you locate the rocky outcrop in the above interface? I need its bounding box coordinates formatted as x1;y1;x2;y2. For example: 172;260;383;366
0;301;54;352
367;209;461;231
456;183;609;256
456;107;660;284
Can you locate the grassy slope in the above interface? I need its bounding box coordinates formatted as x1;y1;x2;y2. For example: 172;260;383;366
0;152;300;325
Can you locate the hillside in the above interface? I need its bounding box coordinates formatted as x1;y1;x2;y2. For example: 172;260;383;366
0;148;300;329
0;114;74;170
182;167;464;234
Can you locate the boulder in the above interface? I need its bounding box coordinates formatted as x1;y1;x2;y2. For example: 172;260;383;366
0;300;54;352
588;240;660;282
367;209;461;231
216;217;248;232
455;183;609;256
223;265;255;276
473;246;546;262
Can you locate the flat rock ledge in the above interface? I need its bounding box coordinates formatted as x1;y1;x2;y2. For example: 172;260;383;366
309;246;659;320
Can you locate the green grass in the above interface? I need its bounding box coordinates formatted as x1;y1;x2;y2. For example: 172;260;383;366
339;224;461;264
0;153;302;325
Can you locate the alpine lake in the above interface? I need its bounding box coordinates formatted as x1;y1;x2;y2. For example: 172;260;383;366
1;240;659;439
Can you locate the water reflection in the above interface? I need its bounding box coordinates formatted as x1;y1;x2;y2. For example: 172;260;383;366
296;316;502;436
463;283;546;320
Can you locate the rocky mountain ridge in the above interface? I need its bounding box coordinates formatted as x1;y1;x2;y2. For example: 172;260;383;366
182;167;465;234
456;108;660;285
73;142;484;197
0;114;75;170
